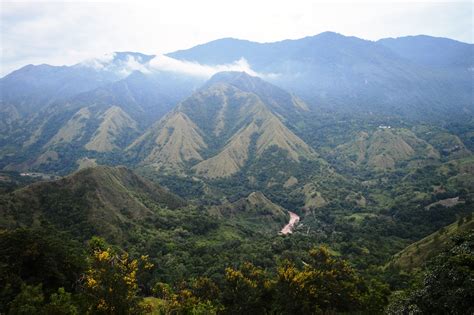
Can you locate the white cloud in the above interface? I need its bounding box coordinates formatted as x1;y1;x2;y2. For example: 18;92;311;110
149;55;275;79
120;55;151;76
76;52;274;79
79;53;116;70
78;53;151;76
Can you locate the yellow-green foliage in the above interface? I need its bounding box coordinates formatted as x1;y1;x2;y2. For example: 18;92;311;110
275;246;364;314
83;246;153;314
149;278;222;314
149;247;378;314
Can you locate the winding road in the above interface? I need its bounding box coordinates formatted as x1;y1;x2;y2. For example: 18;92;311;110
280;211;300;235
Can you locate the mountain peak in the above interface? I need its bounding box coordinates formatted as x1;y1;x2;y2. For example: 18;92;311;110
210;70;254;79
201;70;310;116
315;31;345;38
304;31;374;46
203;71;283;96
111;51;156;63
206;71;261;88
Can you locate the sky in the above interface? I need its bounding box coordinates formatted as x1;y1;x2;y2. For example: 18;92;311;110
1;0;473;76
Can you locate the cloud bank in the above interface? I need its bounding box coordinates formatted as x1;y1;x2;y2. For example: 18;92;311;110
79;53;116;70
149;55;274;79
79;53;151;76
80;53;276;79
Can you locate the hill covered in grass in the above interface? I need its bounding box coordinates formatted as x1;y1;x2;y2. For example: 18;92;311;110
388;215;474;271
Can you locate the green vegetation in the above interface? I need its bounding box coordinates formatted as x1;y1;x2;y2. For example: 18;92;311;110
1;73;473;314
0;161;472;313
387;231;474;315
0;229;389;314
388;215;474;271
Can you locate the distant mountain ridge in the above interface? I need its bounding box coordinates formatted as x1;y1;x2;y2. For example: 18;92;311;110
2;32;472;123
0;52;132;116
378;35;473;68
168;32;474;119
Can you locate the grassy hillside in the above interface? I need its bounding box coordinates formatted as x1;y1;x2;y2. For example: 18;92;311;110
129;72;318;185
388;215;474;271
128;111;207;172
334;128;439;171
84;106;138;152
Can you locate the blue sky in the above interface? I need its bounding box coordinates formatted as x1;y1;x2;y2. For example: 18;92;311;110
1;0;472;76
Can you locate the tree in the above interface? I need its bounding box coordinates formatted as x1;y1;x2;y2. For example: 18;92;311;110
274;246;364;314
8;284;78;315
221;262;273;314
81;243;153;314
387;232;474;315
0;228;86;314
43;288;78;315
151;278;221;314
8;284;45;315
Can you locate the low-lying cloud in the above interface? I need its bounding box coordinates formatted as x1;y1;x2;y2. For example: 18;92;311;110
79;53;116;70
80;53;278;79
150;55;254;77
120;55;151;76
149;55;276;79
80;53;150;76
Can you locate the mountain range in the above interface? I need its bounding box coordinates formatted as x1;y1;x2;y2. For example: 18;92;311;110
0;32;472;206
169;32;473;119
2;32;472;126
1;31;473;314
0;32;471;205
